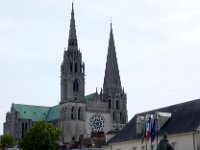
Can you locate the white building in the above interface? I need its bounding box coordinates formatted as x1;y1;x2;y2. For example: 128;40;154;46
103;99;200;150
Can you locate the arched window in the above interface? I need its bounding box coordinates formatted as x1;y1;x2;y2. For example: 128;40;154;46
113;112;116;120
122;112;126;123
75;63;78;73
78;107;82;120
71;107;75;120
116;100;119;110
22;123;25;138
73;80;79;92
70;63;73;72
120;112;122;121
108;100;111;109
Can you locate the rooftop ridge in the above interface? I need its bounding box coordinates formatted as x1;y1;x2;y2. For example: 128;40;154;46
13;103;52;108
135;98;200;116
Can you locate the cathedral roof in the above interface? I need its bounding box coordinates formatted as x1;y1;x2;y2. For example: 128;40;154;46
12;92;96;122
84;93;96;100
46;105;60;121
12;104;60;121
106;98;200;144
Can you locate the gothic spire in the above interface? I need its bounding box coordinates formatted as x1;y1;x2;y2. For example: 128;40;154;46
103;23;122;94
68;2;78;50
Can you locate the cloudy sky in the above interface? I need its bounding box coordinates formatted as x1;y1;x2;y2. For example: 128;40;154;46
1;0;200;134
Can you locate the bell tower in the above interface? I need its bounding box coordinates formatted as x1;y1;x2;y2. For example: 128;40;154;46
60;3;85;104
102;23;127;128
59;3;86;143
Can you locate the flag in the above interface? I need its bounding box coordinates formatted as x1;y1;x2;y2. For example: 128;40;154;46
146;116;151;141
141;121;146;144
151;115;157;142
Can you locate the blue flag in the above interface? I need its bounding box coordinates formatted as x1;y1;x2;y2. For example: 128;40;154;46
151;116;157;142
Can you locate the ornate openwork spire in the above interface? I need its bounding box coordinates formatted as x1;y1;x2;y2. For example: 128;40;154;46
68;2;78;50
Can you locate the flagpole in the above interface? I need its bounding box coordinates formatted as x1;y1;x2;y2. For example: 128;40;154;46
145;138;147;150
156;132;158;148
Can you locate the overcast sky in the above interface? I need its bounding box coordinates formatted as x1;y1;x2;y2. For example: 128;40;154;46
1;0;200;134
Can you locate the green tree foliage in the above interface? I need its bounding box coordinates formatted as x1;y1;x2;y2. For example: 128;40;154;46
0;134;15;150
20;120;61;150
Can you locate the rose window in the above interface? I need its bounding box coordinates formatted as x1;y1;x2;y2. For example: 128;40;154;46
89;114;105;132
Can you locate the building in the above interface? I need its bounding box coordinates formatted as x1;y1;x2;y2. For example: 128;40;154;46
103;98;200;150
3;3;128;145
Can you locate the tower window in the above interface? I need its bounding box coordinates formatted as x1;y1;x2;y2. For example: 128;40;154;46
70;63;73;72
116;101;119;110
80;64;82;73
71;107;75;120
108;100;111;109
75;63;78;73
113;112;116;120
78;107;82;120
120;112;122;121
73;80;79;92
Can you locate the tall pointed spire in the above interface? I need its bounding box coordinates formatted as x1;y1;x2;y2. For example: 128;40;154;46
103;23;122;94
68;2;78;50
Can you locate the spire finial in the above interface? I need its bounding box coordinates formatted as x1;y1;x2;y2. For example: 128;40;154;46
71;1;74;14
110;17;112;29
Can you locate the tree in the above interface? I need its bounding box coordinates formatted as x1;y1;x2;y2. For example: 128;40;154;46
0;134;15;150
20;120;62;150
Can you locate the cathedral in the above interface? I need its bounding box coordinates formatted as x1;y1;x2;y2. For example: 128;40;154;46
4;3;128;144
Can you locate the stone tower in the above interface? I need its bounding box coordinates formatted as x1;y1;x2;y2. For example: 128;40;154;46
102;23;127;128
60;3;85;103
60;3;86;143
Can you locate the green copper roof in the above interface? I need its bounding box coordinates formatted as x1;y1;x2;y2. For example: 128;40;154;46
47;105;60;121
84;93;96;100
13;104;60;122
12;93;97;122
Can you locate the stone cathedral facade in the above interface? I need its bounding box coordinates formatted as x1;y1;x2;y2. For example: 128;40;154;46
4;4;128;144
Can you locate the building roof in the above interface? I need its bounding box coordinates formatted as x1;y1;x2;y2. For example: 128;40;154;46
13;104;60;121
84;93;96;100
46;105;60;121
107;98;200;144
12;92;97;121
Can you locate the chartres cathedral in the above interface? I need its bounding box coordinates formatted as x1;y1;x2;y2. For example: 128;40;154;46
4;3;128;144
